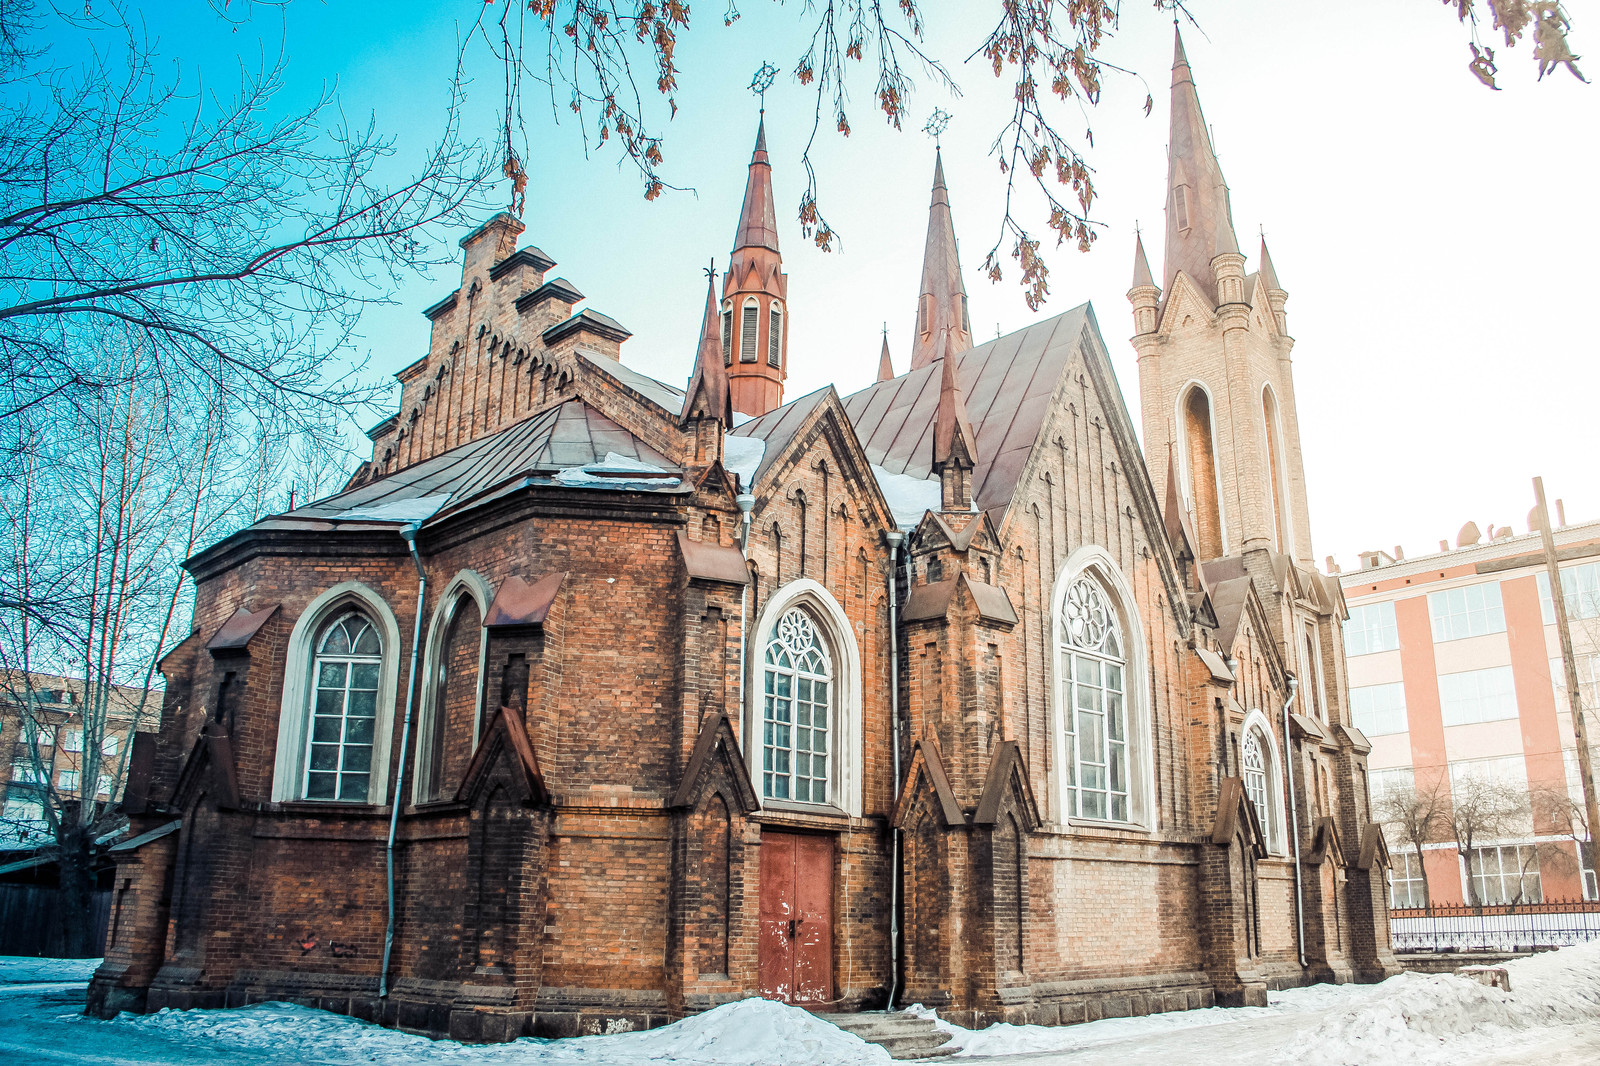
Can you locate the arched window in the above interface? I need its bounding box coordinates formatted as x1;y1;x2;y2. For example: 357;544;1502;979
416;580;486;802
1239;711;1285;854
740;298;759;363
1179;384;1225;559
721;306;733;366
762;608;832;803
1262;385;1291;553
305;610;382;802
768;305;783;367
1059;574;1129;821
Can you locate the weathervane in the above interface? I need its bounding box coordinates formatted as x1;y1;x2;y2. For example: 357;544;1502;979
749;62;778;112
923;108;951;148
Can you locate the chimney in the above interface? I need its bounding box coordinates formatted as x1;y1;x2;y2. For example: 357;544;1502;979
1393;545;1405;561
1439;540;1449;553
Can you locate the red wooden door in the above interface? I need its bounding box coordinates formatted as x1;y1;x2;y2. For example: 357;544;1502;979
758;832;833;1003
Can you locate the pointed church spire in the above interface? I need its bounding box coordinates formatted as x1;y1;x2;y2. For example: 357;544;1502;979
877;329;895;382
1132;232;1156;290
1258;237;1281;290
733;117;780;253
682;266;732;429
931;330;977;511
910;150;973;370
1164;26;1239;307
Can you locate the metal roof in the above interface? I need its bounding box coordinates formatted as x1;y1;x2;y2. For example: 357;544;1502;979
280;400;680;528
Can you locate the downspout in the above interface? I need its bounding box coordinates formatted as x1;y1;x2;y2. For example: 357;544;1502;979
884;529;904;1010
736;493;756;732
1282;675;1306;970
380;523;428;999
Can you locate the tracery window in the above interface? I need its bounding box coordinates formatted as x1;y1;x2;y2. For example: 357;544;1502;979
1059;575;1128;821
304;610;382;802
1243;727;1269;826
762;608;832;804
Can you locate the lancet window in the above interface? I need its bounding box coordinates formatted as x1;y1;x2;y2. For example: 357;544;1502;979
762;608;832;804
1059;575;1128;821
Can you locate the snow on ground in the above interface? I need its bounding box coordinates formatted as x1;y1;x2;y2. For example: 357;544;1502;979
2;946;1598;1065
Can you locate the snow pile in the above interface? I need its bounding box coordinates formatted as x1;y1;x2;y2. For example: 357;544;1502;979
0;956;102;985
573;998;891;1065
112;996;890;1065
1275;943;1600;1066
554;452;679;488
722;435;766;491
871;465;941;530
912;998;1289;1058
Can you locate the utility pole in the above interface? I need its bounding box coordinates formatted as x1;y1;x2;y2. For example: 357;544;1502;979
1533;476;1600;890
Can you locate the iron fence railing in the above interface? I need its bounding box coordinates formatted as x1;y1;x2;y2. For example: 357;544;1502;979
1389;900;1600;952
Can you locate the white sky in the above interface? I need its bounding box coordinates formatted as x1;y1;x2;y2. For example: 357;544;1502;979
115;1;1600;570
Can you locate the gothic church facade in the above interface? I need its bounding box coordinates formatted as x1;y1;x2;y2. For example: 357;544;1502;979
90;31;1397;1040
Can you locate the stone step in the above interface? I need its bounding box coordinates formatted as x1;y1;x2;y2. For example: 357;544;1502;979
825;1010;958;1060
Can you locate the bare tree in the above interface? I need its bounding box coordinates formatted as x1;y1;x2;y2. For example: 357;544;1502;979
0;0;492;437
1374;773;1451;911
0;335;293;953
1444;769;1569;907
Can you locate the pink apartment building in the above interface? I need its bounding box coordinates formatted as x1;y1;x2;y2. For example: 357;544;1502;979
1339;515;1600;908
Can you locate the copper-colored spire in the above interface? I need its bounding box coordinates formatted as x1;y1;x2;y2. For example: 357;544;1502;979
1164;25;1239;306
877;330;895;382
732;117;780;254
910;150;972;370
681;268;732;427
1132;232;1156;290
931;330;977;510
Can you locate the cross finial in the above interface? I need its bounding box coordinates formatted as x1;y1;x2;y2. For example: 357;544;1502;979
749;62;778;112
923;108;951;148
704;257;717;282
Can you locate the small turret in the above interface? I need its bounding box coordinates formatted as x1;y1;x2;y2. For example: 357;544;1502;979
682;267;733;465
1211;197;1247;306
877;331;895;382
724;117;789;418
1129;233;1160;336
931;330;977;512
1259;238;1288;332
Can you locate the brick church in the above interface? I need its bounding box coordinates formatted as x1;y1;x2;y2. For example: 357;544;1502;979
90;30;1398;1040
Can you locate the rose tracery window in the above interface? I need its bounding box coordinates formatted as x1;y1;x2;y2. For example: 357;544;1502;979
1060;575;1128;821
762;608;832;804
304;610;382;802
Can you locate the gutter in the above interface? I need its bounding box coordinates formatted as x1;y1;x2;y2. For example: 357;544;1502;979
884;529;905;1010
380;523;428;999
1281;675;1307;970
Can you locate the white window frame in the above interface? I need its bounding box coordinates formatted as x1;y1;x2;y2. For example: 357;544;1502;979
412;570;492;803
744;579;862;817
1049;547;1154;830
1464;843;1542;905
1428;582;1506;642
1350;681;1409;736
1344;601;1399;656
760;607;834;804
58;769;80;791
1240;709;1286;855
1438;666;1518;727
1388;850;1428;909
272;582;402;804
1538;561;1600;624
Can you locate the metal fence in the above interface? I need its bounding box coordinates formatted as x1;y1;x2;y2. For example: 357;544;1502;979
1390;900;1600;952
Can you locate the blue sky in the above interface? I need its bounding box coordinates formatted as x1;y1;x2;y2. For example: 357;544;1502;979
40;1;1600;568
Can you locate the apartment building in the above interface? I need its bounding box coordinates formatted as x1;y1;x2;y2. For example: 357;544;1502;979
1340;515;1600;908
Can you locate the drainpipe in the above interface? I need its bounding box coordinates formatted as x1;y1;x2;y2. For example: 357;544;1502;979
884;529;904;1010
1282;675;1307;970
736;493;756;732
380;523;428;999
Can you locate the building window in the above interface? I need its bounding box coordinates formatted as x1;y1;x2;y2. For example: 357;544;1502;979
60;729;83;753
1539;561;1600;624
1438;666;1518;726
1551;652;1600;714
9;761;45;786
58;769;80;791
762;608;833;804
1173;184;1190;230
97;774;113;797
304;609;382;802
1242;727;1269;826
1466;844;1541;905
721;308;733;366
768;305;782;367
1344;602;1399;656
1389;851;1428;909
1060;575;1129;822
1582;841;1597;902
740;298;759;363
5;796;44;821
1303;627;1326;720
1350;682;1408;736
1428;582;1506;642
102;734;119;756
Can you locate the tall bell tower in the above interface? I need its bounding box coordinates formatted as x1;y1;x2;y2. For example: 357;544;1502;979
1131;27;1313;570
724;117;789;418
